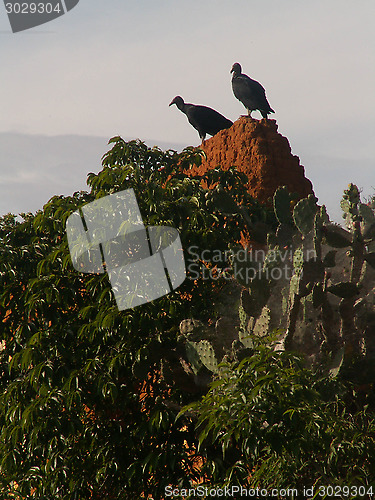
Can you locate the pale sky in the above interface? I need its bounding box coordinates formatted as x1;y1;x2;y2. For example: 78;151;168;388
1;1;374;221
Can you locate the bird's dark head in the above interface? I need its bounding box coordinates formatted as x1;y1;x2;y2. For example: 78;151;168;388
230;62;242;75
169;96;185;110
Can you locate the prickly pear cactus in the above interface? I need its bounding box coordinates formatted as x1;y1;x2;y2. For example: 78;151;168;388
164;184;375;391
293;194;319;236
208;184;375;371
235;184;375;370
186;340;219;374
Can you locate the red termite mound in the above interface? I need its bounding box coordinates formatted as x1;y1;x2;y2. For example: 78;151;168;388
186;117;314;204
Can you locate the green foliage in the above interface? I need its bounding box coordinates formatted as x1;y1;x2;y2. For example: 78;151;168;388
0;138;272;498
273;186;294;226
1;139;374;498
186;340;219;374
183;341;375;492
293;194;319;235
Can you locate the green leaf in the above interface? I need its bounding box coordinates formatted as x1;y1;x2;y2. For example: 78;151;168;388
132;359;150;381
359;202;375;223
327;282;359;298
231;248;262;287
322;249;337;267
312;282;324;308
323;224;352;248
273;186;293;225
188;340;218;373
364;252;375;269
364;222;375;239
185;341;203;375
212;190;239;215
293;195;318;235
329;347;345;378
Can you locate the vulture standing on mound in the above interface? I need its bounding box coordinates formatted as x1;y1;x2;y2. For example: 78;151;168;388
169;96;233;142
231;62;274;119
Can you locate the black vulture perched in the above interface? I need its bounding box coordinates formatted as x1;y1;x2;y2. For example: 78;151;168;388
169;96;233;142
230;62;274;119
